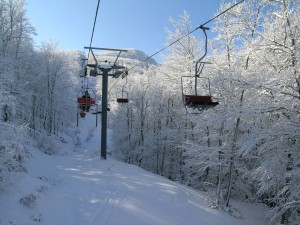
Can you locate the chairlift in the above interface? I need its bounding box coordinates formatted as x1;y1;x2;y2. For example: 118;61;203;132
116;76;129;103
117;91;129;103
77;89;96;112
181;26;219;113
181;75;219;109
76;80;99;127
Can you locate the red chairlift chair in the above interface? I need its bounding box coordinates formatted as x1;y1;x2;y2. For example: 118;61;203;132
116;76;129;104
181;75;219;112
76;87;99;127
183;95;218;107
181;26;219;113
77;93;96;112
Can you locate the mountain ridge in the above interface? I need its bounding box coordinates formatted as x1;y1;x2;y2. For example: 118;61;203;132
95;48;157;70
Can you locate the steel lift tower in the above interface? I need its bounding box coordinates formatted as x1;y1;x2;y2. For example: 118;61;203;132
84;47;128;159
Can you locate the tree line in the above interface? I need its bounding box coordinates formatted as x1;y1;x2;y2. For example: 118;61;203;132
0;0;81;190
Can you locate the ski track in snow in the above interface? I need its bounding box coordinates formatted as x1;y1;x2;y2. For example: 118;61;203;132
91;183;127;225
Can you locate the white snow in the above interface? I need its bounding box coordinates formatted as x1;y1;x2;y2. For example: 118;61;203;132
0;114;268;225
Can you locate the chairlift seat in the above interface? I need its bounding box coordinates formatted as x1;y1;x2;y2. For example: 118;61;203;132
184;95;219;107
77;97;95;105
117;98;129;103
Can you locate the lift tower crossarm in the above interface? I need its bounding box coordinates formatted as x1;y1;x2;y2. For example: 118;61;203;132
84;46;128;68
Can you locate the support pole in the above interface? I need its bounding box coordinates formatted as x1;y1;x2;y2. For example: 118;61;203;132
95;104;98;127
101;68;109;159
84;46;128;160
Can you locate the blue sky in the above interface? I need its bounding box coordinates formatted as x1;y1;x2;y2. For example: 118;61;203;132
25;0;226;61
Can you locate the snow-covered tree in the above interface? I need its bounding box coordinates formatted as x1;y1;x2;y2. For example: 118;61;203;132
198;0;300;223
0;0;34;190
0;0;81;190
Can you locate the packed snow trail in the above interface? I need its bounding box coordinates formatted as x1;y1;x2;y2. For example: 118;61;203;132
0;114;268;225
3;151;267;225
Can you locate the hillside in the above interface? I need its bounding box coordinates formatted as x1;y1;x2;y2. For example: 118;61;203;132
96;49;156;65
94;48;157;73
0;114;268;225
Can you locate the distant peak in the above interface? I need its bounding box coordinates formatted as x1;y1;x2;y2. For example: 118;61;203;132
96;48;157;67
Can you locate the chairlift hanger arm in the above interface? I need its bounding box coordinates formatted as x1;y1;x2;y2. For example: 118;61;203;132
121;75;127;90
194;26;209;77
197;26;209;63
194;1;244;65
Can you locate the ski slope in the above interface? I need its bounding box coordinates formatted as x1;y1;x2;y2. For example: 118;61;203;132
0;114;268;225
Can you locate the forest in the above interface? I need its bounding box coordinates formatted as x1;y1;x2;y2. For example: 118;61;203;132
0;0;299;224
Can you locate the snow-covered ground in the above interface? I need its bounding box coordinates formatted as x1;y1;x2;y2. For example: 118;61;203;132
0;114;268;225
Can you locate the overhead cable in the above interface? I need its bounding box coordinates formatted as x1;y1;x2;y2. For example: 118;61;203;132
88;0;101;59
125;0;245;74
108;0;245;93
